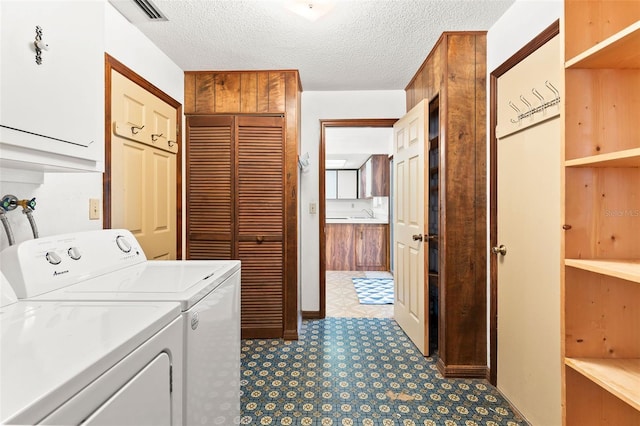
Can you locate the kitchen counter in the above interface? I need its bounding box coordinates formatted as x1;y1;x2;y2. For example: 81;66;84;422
326;217;388;224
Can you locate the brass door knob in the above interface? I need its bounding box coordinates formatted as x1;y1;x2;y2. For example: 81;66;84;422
412;234;423;241
492;245;507;256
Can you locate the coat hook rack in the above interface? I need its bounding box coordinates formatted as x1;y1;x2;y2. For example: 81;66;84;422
509;80;561;124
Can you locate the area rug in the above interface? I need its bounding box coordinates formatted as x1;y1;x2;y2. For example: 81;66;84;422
352;277;394;305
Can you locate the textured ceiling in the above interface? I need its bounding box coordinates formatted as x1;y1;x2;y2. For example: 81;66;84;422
127;0;514;91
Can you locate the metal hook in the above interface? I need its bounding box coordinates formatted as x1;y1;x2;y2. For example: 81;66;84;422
151;133;163;142
532;88;545;106
509;101;521;124
131;125;144;135
520;95;533;113
168;140;176;147
545;81;560;101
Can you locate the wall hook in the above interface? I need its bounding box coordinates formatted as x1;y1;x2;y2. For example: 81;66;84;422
545;80;560;101
34;26;48;65
151;133;163;142
131;125;144;135
532;88;545;106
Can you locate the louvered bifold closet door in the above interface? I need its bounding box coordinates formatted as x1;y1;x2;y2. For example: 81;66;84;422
186;116;234;259
236;115;285;337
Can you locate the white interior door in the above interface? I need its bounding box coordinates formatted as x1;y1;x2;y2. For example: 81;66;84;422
111;70;177;260
495;35;561;425
393;100;426;355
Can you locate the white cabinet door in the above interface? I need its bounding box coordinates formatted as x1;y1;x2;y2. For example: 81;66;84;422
326;170;337;199
337;170;358;199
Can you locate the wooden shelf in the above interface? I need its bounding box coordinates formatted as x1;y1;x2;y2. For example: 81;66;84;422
565;259;640;284
565;148;640;168
566;21;640;69
565;358;640;411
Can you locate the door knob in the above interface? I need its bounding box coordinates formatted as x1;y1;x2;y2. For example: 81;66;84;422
412;234;423;241
491;244;507;256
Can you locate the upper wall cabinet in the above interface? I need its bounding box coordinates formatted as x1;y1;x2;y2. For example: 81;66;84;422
0;1;105;176
326;170;358;200
359;155;389;198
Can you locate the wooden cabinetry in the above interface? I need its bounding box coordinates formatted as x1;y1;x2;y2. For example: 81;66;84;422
355;224;388;271
359;155;389;198
326;170;358;199
404;32;487;378
326;223;388;271
184;70;301;340
562;3;640;425
325;224;355;270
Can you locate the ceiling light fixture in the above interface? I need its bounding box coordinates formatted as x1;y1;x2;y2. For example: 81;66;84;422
285;0;335;21
325;159;347;168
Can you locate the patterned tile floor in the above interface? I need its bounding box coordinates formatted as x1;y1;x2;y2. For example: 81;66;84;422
326;271;394;318
241;318;524;425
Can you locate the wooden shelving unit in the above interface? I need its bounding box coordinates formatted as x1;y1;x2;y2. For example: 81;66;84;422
563;2;640;425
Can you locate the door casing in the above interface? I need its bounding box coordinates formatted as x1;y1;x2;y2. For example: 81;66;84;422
488;20;560;386
104;54;183;259
317;119;397;319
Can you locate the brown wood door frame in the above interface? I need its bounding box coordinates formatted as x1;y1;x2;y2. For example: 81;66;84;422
104;54;183;259
488;20;559;386
318;118;397;319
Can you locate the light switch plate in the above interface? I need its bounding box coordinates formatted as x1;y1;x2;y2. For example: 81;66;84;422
309;202;317;214
89;198;100;220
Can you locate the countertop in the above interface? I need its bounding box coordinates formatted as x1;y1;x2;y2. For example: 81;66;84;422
326;217;389;224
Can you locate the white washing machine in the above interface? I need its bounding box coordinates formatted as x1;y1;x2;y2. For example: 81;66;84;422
0;272;184;425
1;229;241;426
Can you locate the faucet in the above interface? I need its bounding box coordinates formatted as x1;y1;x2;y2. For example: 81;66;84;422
361;208;374;218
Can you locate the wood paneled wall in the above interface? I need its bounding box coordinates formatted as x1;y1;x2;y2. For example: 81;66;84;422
184;70;302;340
405;32;488;378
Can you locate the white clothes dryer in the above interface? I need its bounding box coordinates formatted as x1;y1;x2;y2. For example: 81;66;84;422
0;272;184;425
1;229;241;426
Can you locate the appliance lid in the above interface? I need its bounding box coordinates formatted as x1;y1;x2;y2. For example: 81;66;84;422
29;260;241;310
0;300;180;425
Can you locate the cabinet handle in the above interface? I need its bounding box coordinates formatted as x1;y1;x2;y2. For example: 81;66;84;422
256;235;264;244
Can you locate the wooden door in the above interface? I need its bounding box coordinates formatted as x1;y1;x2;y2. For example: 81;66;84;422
393;100;427;355
185;115;234;259
236;115;285;337
495;35;561;425
111;70;177;260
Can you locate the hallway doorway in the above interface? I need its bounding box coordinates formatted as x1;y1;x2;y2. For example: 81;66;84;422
319;119;397;319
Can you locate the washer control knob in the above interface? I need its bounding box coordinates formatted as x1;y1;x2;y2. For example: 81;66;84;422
68;247;82;260
46;251;62;265
115;235;132;253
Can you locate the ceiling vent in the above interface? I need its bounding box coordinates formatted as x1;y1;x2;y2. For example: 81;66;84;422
109;0;168;23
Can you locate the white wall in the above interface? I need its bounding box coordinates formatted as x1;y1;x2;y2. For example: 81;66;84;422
300;90;406;311
0;1;184;251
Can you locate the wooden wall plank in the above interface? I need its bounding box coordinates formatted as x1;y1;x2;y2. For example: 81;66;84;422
257;72;270;113
184;73;196;114
268;72;286;112
195;73;215;114
214;73;241;113
240;72;258;113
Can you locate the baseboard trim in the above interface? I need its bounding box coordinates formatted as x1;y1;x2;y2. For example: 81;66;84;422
241;327;282;339
282;328;299;340
302;310;322;319
436;358;488;379
495;388;532;425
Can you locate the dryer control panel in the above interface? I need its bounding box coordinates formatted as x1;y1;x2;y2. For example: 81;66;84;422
0;229;146;299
